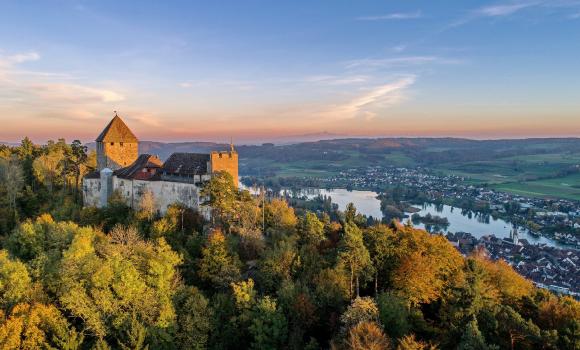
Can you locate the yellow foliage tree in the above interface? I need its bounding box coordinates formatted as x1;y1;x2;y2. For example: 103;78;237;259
476;257;534;302
345;321;391;350
0;303;82;349
391;229;463;306
397;334;438;350
0;250;31;310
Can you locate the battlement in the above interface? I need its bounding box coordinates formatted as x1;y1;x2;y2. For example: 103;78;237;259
211;150;236;158
210;149;238;187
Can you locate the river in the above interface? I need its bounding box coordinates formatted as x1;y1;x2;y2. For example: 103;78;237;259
282;188;565;248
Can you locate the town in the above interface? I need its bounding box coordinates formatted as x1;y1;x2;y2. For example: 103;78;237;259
244;165;580;296
447;231;580;296
247;165;580;247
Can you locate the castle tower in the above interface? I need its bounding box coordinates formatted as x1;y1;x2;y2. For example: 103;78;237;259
209;142;239;187
96;114;139;171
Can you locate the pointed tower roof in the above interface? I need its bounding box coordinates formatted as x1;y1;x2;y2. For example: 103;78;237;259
96;115;138;142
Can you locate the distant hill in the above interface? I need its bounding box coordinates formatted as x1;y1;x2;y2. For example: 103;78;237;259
83;138;580;182
86;141;231;160
79;137;580;200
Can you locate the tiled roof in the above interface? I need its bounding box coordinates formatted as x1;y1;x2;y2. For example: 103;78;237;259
114;154;162;179
162;152;210;175
84;170;101;179
96;116;138;142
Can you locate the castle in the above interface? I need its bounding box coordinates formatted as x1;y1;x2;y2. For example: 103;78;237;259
83;115;238;215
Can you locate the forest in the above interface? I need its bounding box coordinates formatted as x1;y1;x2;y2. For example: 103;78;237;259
0;139;579;350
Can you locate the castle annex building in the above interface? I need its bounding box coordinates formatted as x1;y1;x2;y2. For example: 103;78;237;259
83;115;238;214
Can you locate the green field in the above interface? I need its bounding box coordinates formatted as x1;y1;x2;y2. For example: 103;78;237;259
492;173;580;201
436;152;580;184
237;138;580;200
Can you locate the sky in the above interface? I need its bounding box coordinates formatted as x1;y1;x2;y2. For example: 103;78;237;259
0;0;579;144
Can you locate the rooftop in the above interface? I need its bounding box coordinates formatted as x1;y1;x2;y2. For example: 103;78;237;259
96;115;138;143
162;152;211;175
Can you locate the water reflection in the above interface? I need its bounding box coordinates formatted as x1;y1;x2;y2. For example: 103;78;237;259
240;184;566;248
411;203;559;246
305;189;562;247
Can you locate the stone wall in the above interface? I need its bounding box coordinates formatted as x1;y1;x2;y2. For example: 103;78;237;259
210;151;239;187
112;176;210;215
82;178;102;207
97;141;138;170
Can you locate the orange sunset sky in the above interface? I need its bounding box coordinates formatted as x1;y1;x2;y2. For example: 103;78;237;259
1;1;579;143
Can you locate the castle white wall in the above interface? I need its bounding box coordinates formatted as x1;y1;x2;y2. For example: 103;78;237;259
84;173;213;217
84;176;211;215
83;178;102;207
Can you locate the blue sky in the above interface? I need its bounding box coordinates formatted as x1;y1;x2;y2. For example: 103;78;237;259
0;0;579;143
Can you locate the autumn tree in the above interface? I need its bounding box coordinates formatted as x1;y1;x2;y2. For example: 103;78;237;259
235;198;265;260
264;198;298;236
0;303;83;349
201;171;238;228
299;212;325;246
391;229;463;306
0;250;31;311
198;230;241;289
364;225;396;295
32;140;68;193
344;203;366;227
344;321;391;350
5;214;79;292
56;226;182;344
536;294;580;349
396;334;437;350
477;258;534;303
340;297;380;332
258;237;299;292
137;190;157;222
338;223;372;298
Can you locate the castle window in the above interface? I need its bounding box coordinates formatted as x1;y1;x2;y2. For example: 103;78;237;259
120;142;124;147
110;142;114;146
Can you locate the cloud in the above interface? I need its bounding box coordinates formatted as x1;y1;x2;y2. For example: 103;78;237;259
356;11;423;21
570;12;580;18
0;50;127;125
319;76;416;121
392;45;407;53
304;75;369;85
451;0;580;27
0;52;40;67
477;2;538;16
29;83;125;103
125;113;163;127
177;80;254;91
448;1;546;27
344;56;463;69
